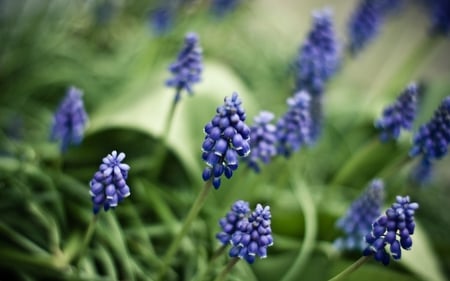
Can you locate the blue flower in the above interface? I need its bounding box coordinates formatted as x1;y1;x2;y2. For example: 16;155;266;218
347;0;382;54
426;0;450;35
246;111;278;173
276;91;312;157
90;150;131;214
363;196;419;265
216;200;250;245
229;204;273;264
375;82;419;142
201;92;251;189
211;0;240;18
50;86;88;153
166;32;203;102
295;8;340;96
334;179;385;251
149;6;173;35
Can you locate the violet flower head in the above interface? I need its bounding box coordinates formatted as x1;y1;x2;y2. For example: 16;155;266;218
276;91;312;157
216;200;250;245
50;86;88;153
201;92;251;189
295;8;340;96
375;82;419;142
166;32;203;102
363;196;419;265
347;0;382;55
229;204;273;264
334;179;385;251
211;0;240;18
90;151;131;214
246;111;278;173
149;6;173;35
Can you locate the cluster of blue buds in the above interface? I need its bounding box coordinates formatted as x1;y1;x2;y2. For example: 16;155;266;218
216;200;251;245
334;179;385;251
201;92;251;188
166;32;203;102
90;150;131;214
375;82;418;142
50;86;88;153
210;0;241;18
363;196;419;265
276;91;312;157
295;8;340;96
246;111;277;173
409;96;450;183
347;0;382;54
228;203;273;264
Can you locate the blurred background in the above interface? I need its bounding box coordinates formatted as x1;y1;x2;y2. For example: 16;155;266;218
0;0;449;280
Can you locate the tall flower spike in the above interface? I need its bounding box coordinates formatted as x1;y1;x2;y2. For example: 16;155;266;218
276;91;312;157
166;32;203;102
50;86;88;153
216;200;250;245
89;150;131;214
229;204;273;264
347;0;382;55
201;92;251;189
295;8;340;96
246;111;278;173
375;82;419;142
363;196;419;265
334;179;385;251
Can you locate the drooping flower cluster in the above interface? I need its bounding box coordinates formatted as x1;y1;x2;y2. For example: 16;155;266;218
334;179;385;251
210;0;241;18
295;9;340;96
224;203;273;264
347;0;382;54
375;82;419;142
50;86;88;153
276;91;312;157
216;200;250;245
409;96;450;183
166;32;203;102
201;92;251;188
245;111;277;173
90;151;131;214
363;196;419;265
149;6;173;35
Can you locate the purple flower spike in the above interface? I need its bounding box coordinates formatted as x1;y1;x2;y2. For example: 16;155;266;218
228;203;273;264
375;82;419;142
276;91;312;157
246;111;277;173
89;150;131;214
166;32;203;102
216;200;250;245
334;179;385;251
50;86;88;153
201;92;250;189
363;196;419;265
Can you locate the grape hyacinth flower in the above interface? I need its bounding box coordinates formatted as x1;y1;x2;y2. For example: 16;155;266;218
149;6;173;35
90;150;131;214
50;86;88;153
375;82;419;142
334;179;385;251
166;32;203;102
229;204;273;264
425;0;450;35
246;111;278;173
363;196;419;265
211;0;240;18
216;200;250;245
295;8;340;96
347;0;382;54
276;91;312;157
409;96;450;182
201;92;251;189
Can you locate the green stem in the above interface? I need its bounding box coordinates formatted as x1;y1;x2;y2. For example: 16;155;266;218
280;178;317;281
157;180;212;281
327;255;371;281
192;245;227;281
213;258;240;281
73;215;97;265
